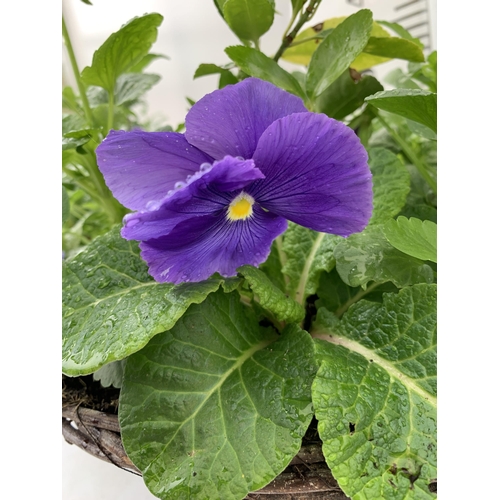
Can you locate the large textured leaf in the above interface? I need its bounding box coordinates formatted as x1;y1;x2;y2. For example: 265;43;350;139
81;14;163;92
120;291;316;500
237;265;304;323
383;217;437;263
282;224;343;305
306;10;373;98
222;0;274;44
368;147;411;225
225;45;306;99
311;284;437;499
62;226;224;375
283;17;390;71
366;89;437;134
316;70;383;120
334;225;434;288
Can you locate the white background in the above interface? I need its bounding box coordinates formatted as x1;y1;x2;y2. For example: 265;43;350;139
61;1;438;498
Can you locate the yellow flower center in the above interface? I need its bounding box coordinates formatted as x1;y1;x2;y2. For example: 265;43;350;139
227;192;254;221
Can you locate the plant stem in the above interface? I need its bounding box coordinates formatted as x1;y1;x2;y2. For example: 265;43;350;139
288;33;324;47
107;90;115;134
62;16;94;127
373;109;438;195
273;0;323;62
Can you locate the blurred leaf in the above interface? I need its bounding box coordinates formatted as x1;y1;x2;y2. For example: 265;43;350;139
128;53;168;73
114;73;161;105
218;70;239;88
93;359;126;388
283;17;390;71
306;10;373;98
376;20;424;48
334;225;434;289
120;291;316;500
366;89;437;134
81;13;163;93
363;36;424;62
315;269;398;316
62;86;81;113
383;217;437;263
316;70;383;120
193;63;238;88
62;186;70;225
225;45;306;98
62;115;94;150
87;73;161;106
222;0;274;45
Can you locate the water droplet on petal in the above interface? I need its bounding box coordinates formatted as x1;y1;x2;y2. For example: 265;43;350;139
174;181;186;189
200;162;212;173
146;200;160;210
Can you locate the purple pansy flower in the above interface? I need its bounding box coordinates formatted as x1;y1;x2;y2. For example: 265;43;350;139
96;78;372;284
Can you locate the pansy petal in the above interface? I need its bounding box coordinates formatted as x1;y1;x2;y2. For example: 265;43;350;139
139;207;288;283
249;112;373;237
185;78;307;160
96;129;213;211
122;156;264;241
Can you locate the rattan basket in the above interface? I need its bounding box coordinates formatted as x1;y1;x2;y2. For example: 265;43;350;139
62;375;349;499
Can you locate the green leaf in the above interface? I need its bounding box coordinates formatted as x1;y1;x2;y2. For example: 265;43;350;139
62;226;224;375
363;36;424;62
383;217;437;263
259;240;286;292
120;290;316;500
62;86;81;113
222;0;274;45
62;115;95;150
81;13;163;93
93;359;126;388
334;225;434;289
193;63;238;88
368;147;411;225
282;224;343;305
311;284;437;499
128;53;168;73
316;70;383;120
283;17;389;72
114;73;161;105
306;10;373;98
87;73;161;107
225;46;306;99
315;269;398;318
366;89;437;134
237;265;304;323
62;186;70;225
376;20;424;48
